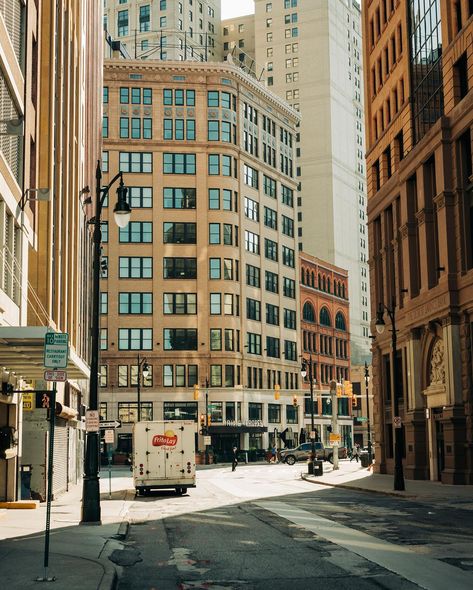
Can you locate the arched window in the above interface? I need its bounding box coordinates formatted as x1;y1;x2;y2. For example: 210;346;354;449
318;273;322;289
335;312;346;331
327;278;331;293
342;283;346;298
306;269;310;284
319;307;331;326
301;268;305;284
303;302;316;322
322;276;326;291
311;272;315;287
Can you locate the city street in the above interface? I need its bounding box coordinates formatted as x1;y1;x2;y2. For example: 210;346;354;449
115;462;473;589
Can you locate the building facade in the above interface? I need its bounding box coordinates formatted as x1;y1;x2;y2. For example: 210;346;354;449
221;14;257;76
100;58;302;459
104;0;222;62
363;0;473;483
0;0;101;501
300;252;353;447
252;0;371;365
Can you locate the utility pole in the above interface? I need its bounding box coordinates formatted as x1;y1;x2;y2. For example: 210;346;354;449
330;380;339;470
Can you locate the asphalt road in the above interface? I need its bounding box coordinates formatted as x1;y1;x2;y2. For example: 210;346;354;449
116;463;473;590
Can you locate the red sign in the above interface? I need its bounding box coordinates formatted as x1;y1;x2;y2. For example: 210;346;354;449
152;431;177;447
44;370;67;382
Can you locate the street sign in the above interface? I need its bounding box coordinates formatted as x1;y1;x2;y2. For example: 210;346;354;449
23;393;34;411
203;435;211;445
357;417;368;422
44;370;67;382
394;416;402;429
329;433;341;443
104;429;114;444
99;419;122;429
44;332;69;369
86;410;100;432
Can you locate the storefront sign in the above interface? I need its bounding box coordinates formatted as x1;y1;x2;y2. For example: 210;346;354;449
23;393;34;411
225;420;264;428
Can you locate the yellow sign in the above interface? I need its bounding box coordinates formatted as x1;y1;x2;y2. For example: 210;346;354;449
23;393;34;412
329;433;341;443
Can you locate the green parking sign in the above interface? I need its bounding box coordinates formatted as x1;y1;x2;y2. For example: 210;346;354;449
44;332;69;368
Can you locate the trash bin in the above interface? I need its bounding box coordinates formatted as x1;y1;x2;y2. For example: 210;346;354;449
20;465;32;500
360;452;370;468
313;460;323;476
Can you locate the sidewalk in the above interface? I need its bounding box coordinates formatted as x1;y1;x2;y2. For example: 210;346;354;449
0;467;134;590
302;459;473;508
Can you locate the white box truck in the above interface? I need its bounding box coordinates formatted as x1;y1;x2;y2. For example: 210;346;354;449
132;420;196;495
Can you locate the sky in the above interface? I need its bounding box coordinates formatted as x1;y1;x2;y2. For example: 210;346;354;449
221;0;255;19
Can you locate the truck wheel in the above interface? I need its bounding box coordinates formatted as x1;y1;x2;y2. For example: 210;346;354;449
285;455;296;465
175;487;184;495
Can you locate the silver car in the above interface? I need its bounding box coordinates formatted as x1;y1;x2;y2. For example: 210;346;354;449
280;442;327;465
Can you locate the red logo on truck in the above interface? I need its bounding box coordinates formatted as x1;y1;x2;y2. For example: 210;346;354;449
152;430;177;447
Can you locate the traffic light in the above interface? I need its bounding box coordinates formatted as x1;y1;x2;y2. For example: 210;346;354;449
292;395;298;408
352;396;358;409
200;413;205;433
344;381;353;397
274;384;280;400
336;383;343;397
193;383;199;400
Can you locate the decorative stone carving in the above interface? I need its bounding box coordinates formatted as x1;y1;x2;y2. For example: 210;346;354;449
430;338;445;386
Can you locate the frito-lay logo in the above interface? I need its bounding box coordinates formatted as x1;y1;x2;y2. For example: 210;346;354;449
152;430;177;447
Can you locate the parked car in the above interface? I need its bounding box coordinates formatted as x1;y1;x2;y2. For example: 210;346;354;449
280;442;347;465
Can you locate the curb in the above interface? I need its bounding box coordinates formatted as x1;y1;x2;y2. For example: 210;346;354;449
300;473;418;499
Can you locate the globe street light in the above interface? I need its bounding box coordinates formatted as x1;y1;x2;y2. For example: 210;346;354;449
375;297;405;492
301;354;316;474
81;161;131;524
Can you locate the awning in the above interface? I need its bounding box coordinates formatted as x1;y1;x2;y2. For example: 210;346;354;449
208;425;268;434
0;326;90;381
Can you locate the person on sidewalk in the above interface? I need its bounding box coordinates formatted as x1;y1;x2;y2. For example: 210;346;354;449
231;445;238;471
350;444;360;463
270;445;278;463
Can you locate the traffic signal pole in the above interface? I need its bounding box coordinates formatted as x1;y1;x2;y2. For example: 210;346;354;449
330;380;339;470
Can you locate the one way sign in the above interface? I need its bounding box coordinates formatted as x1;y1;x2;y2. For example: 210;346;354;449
99;420;122;429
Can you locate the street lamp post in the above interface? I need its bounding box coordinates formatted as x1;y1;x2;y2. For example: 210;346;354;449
301;354;316;475
364;362;372;464
375;297;405;492
136;354;149;422
81;161;131;524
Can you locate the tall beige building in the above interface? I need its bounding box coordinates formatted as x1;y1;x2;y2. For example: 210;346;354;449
0;1;102;501
248;0;370;365
104;0;222;61
100;57;303;458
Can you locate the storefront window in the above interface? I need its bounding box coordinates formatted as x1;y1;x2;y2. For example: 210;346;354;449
118;401;153;423
248;402;262;420
268;404;281;423
225;401;236;421
249;432;263;449
163;401;197;421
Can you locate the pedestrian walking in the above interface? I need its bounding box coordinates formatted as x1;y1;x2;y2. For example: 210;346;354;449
231;445;238;471
271;445;278;463
350;443;360;463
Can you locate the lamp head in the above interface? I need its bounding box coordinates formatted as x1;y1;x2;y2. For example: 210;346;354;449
142;362;150;379
375;305;386;334
300;361;307;379
113;179;131;228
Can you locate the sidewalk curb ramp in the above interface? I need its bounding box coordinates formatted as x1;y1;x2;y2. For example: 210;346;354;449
301;473;418;499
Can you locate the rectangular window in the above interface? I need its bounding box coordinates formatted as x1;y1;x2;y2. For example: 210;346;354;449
282;184;293;207
118;365;128;387
283;277;296;298
245;231;260;254
244;197;259;221
282;215;294;237
208;154;220;174
282;246;295;267
163;293;197;314
100;292;108;315
249;402;262;420
268;404;281;423
207;91;219;106
119;292;153;314
102;116;108;138
223;189;232;211
143;88;152;104
264;207;277;230
163;257;196;279
209;188;220;209
163;153;196;174
163;328;198;350
284;308;296;329
118;402;153;423
119;221;152;243
266;336;280;358
209;223;220;244
222;155;232;176
246;264;260;287
118;328;153;350
265;238;278;261
244;164;259;188
247;333;262;355
118;10;129;36
128;187;152;208
223;258;234;280
263;175;276;197
210;328;222;351
164;118;173;139
284;340;297;361
119;152;152;173
266;303;279;325
119;257;152;278
208;120;219;140
163;187;196;209
247;298;261;321
209;258;221;279
163;222;196;244
265;270;278;293
140;5;150;32
186;119;195;140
